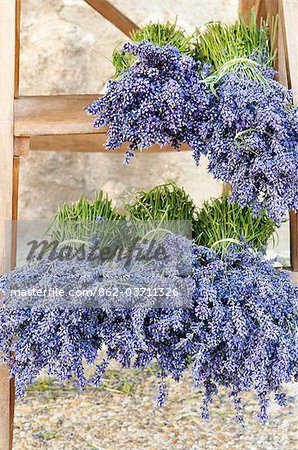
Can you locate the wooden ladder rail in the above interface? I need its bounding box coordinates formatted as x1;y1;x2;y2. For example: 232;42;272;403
0;0;19;448
84;0;139;36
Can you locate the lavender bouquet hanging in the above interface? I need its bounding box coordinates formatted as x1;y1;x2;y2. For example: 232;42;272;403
205;71;298;223
87;16;298;223
0;241;297;422
86;40;213;164
195;16;298;223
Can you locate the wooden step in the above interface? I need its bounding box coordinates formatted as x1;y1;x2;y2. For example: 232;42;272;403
29;135;190;153
14;95;101;137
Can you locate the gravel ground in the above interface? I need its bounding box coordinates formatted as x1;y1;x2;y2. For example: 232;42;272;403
13;368;297;450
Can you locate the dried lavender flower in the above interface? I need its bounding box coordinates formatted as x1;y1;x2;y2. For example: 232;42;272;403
1;243;297;422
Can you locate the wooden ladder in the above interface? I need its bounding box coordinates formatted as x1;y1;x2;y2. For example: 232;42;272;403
0;0;297;448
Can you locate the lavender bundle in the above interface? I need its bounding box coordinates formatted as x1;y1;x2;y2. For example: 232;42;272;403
87;41;213;164
87;16;298;223
0;243;297;422
190;245;297;422
195;17;298;223
205;70;298;222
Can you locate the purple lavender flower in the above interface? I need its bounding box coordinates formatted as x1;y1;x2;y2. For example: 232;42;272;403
87;42;298;222
0;242;297;422
206;70;298;223
86;41;213;164
190;244;298;422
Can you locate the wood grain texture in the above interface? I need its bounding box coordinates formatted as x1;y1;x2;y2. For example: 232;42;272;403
84;0;139;36
291;270;298;284
0;0;16;448
29;134;190;153
239;0;278;28
279;2;290;83
9;156;19;448
14;136;30;157
14;95;99;136
280;0;298;93
11;156;19;267
264;0;278;17
278;8;289;86
0;365;10;450
9;377;15;450
14;95;102;136
254;0;267;25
